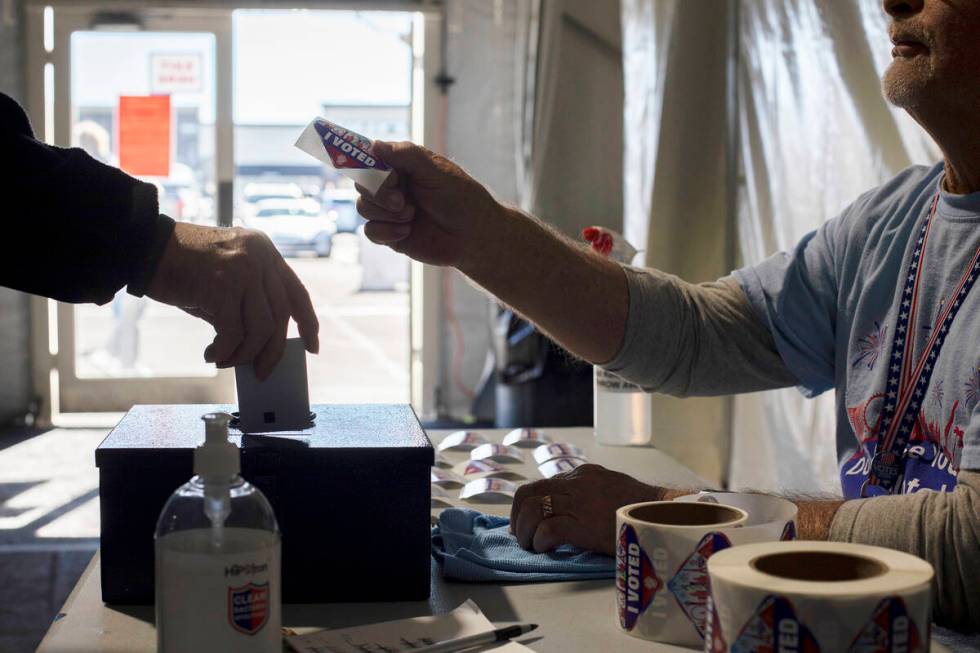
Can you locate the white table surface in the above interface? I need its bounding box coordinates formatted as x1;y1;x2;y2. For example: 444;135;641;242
38;427;711;652
35;427;954;653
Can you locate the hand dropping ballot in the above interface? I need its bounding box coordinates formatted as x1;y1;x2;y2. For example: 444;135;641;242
295;118;392;195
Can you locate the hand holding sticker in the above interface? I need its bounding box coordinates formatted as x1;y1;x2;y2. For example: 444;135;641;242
295;118;391;195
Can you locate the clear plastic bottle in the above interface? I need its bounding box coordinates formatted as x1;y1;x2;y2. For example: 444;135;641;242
582;226;654;446
155;412;281;653
593;369;654;445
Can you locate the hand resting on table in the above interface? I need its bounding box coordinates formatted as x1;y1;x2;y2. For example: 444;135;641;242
509;464;667;555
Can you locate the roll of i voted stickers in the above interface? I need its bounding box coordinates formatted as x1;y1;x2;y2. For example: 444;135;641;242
501;428;553;448
538;456;587;479
459;477;519;503
673;492;799;542
294;118;391;195
436;430;488;452
431;485;454;508
453;459;526;481
433;453;453;469
616;500;757;648
706;541;933;653
469;443;524;464
431;468;466;489
533;443;585;465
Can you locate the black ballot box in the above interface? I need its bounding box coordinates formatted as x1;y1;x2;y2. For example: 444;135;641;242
96;404;433;605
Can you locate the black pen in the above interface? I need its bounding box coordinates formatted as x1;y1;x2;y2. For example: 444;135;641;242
409;623;538;653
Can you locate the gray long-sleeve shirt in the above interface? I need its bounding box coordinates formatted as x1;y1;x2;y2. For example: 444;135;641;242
603;266;979;632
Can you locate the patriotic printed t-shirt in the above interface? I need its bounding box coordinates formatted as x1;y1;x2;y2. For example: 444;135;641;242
734;162;980;498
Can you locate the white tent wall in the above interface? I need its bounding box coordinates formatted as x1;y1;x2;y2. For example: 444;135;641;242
528;0;624;238
436;0;522;419
622;0;734;487
731;0;941;493
623;0;942;493
0;0;35;425
438;0;625;420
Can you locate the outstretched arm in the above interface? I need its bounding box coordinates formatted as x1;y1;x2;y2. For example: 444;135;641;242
356;141;796;395
355;143;630;364
0;92;319;379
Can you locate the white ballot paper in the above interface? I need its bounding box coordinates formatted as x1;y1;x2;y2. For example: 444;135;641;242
285;600;533;653
235;337;311;433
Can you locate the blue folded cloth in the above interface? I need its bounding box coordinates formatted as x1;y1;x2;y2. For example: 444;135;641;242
431;508;615;582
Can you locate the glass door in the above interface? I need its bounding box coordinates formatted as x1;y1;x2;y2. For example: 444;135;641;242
52;7;234;412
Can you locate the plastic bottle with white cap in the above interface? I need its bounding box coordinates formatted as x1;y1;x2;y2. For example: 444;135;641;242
154;412;281;652
582;227;654;446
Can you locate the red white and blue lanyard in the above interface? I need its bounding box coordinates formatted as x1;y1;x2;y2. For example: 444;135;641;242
864;188;980;495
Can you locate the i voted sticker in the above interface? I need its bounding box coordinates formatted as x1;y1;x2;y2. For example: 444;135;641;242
430;484;454;508
533;443;586;465
453;459;526;481
459;477;519;502
538;456;587;478
732;595;819;652
848;597;923;653
502;428;553;448
470;443;525;464
294;118;392;195
433;453;454;469
616;523;662;631
437;430;488;452
430;468;466;489
667;532;732;638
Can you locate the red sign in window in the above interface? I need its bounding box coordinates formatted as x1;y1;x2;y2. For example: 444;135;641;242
118;95;170;177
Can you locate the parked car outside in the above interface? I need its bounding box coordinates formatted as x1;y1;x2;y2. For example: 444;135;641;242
323;187;365;234
243;181;305;204
146;163;210;224
242;198;336;258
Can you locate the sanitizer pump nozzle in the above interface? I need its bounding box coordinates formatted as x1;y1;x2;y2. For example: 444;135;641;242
195;413;238;548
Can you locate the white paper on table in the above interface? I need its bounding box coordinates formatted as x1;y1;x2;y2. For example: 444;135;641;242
285;600;533;652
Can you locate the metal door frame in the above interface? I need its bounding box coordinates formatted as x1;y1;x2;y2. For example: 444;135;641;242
25;2;444;420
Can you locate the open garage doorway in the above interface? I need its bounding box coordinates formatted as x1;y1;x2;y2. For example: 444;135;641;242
38;5;425;415
232;9;414;404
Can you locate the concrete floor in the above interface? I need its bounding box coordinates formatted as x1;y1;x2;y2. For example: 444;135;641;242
0;428;103;653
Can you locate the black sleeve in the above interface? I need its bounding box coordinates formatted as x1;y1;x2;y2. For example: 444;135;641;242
0;92;175;305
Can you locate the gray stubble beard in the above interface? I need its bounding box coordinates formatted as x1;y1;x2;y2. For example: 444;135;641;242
881;58;933;110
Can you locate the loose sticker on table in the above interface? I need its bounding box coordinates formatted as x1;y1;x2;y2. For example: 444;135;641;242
533;443;586;465
433;453;454;469
538;456;587;478
453;459;526;481
437;430;488;452
431;468;466;489
502;428;553;448
459;477;519;502
470;443;525;464
431;484;454;508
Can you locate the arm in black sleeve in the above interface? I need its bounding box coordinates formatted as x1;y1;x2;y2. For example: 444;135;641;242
0;92;175;304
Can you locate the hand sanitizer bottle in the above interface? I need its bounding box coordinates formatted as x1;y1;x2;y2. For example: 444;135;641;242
155;412;281;652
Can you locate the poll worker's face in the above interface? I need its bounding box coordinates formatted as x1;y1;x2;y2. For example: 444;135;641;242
881;0;980;112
